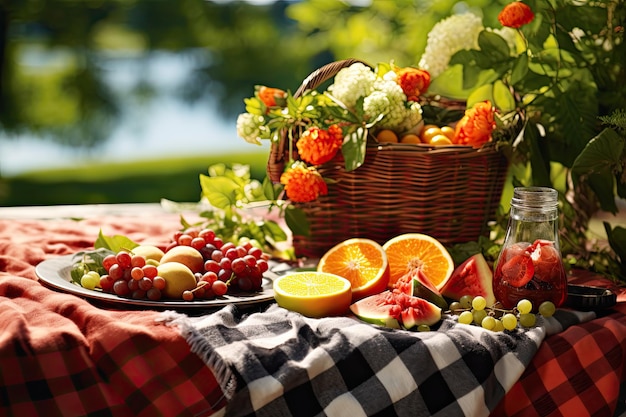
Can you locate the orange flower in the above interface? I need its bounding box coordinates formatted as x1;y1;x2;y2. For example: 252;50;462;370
454;101;496;148
257;86;287;108
296;124;343;166
498;2;535;29
280;162;328;203
396;67;431;101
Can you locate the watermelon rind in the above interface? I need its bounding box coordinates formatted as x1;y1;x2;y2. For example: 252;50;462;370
412;274;449;310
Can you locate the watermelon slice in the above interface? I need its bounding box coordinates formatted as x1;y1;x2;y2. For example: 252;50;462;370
393;269;448;310
440;253;496;306
350;290;442;330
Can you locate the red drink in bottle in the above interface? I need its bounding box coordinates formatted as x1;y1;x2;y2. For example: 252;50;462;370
493;187;567;310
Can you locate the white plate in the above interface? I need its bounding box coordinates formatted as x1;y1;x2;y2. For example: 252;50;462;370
36;254;279;310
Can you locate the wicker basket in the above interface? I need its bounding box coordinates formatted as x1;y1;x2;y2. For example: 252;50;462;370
268;59;516;258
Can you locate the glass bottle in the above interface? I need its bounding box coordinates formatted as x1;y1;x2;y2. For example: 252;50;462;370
493;187;567;310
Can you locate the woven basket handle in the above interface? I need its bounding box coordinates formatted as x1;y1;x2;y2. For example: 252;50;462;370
267;58;370;183
293;58;370;98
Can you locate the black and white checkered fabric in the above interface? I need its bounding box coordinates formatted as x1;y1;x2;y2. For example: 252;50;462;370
161;305;593;417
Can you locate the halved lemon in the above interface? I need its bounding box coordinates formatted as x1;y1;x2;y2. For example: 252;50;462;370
382;233;454;290
317;238;390;302
273;271;352;318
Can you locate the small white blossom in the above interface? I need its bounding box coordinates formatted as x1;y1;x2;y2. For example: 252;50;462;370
327;62;376;109
236;113;264;145
382;70;398;82
419;13;484;78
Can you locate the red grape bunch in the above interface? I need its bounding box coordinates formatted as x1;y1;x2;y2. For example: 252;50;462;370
165;227;270;301
98;251;165;301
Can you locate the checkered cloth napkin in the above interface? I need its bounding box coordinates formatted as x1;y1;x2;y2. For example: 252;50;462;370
160;304;595;417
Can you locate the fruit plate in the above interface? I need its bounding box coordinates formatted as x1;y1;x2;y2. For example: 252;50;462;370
35;254;279;310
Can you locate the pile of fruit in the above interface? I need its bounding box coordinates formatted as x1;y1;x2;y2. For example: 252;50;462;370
376;124;457;146
274;233;557;332
73;226;557;332
72;227;270;302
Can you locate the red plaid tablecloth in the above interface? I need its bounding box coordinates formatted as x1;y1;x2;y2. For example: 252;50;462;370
492;277;626;417
0;213;227;417
0;208;625;417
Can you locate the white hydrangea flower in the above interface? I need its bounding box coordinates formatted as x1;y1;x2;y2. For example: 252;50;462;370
236;113;264;145
327;62;376;109
363;78;408;129
398;101;424;134
418;13;484;78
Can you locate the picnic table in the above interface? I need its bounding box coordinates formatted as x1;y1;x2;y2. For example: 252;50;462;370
1;203;625;417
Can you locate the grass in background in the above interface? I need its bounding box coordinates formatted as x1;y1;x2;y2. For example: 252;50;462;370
0;152;267;206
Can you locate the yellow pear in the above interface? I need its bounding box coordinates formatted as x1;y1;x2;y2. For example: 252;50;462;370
131;245;165;262
160;245;204;274
157;262;198;299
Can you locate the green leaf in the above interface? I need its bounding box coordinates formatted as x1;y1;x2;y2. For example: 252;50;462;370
524;122;552;186
262;220;288;243
285;205;310;236
94;230;138;253
342;127;368;171
589;174;618;213
493;80;516;113
604;222;626;266
70;262;89;284
199;174;240;209
477;30;511;63
572;128;623;178
467;84;494;108
518;70;553;92
571;128;623;213
244;97;265;116
70;248;114;284
462;62;483;90
510;53;529;86
262;176;278;200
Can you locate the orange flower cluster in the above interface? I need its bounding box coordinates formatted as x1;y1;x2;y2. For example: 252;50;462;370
257;86;287;108
454;101;497;148
498;2;535;29
296;125;343;166
280;162;328;203
396;67;431;102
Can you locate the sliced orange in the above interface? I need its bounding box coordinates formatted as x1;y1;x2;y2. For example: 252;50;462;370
317;238;390;301
273;271;352;318
382;233;454;291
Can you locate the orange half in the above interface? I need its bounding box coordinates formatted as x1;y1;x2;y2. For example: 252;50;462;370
382;233;454;291
317;238;390;302
273;271;352;318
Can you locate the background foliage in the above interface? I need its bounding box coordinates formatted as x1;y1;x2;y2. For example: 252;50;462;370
1;0;625;279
